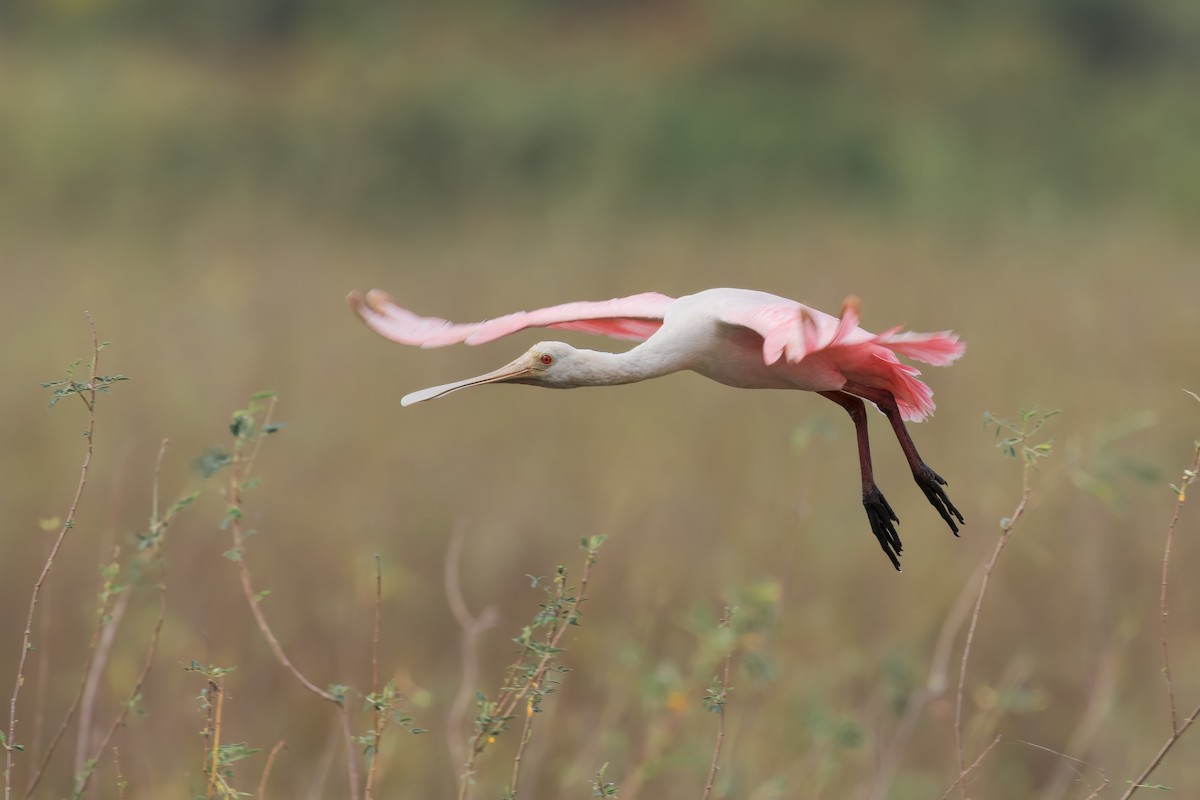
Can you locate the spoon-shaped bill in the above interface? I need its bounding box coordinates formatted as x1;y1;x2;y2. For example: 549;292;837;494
400;358;534;406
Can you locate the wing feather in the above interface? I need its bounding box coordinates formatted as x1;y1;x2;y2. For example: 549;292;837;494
347;290;674;348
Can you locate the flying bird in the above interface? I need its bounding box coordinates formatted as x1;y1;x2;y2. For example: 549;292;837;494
347;287;964;569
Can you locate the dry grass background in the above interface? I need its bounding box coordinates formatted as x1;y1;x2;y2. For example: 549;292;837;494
1;4;1199;798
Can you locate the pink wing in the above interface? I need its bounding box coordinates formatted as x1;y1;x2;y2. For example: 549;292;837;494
722;296;965;422
348;289;675;348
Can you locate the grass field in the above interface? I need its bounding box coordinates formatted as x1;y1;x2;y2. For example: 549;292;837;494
2;5;1199;798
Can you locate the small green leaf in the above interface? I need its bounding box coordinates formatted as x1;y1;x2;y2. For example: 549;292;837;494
192;448;233;478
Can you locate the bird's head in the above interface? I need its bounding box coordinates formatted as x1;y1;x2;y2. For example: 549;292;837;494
401;341;581;406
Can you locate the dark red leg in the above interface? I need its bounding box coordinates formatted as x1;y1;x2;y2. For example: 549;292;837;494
820;390;903;570
841;381;964;536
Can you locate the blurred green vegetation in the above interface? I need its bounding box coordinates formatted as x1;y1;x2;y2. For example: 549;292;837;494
3;1;1200;231
2;2;1199;798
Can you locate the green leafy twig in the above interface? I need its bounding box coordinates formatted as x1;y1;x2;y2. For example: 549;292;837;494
186;665;259;799
25;437;189;799
701;607;734;800
458;535;606;800
591;763;618;798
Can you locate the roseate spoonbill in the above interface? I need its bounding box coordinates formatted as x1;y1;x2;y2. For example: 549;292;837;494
347;287;964;569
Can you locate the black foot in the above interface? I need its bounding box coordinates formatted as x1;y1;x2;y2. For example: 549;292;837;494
864;486;903;571
914;464;965;535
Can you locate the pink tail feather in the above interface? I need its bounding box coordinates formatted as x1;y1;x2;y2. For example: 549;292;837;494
879;330;965;366
873;353;937;422
870;331;965;422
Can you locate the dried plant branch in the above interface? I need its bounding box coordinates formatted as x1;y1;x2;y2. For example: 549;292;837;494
1117;702;1200;800
26;439;176;800
701;607;734;800
112;746;125;800
444;527;499;798
21;552;122;800
74;445;135;782
224;397;361;799
1117;440;1200;800
257;739;287;799
208;681;224;799
75;585;130;778
1082;773;1110;800
953;409;1057;798
72;570;167;798
5;317;102;800
939;735;1001;800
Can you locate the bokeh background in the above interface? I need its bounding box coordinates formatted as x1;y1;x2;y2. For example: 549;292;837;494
2;2;1199;797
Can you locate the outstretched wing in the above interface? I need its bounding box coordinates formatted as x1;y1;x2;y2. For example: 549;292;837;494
721;296;965;422
348;289;675;348
721;295;964;368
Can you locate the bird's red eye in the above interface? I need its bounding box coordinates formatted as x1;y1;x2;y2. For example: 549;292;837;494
540;354;553;365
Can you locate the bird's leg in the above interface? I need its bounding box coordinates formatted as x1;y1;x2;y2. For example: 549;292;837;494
819;390;903;570
841;381;964;536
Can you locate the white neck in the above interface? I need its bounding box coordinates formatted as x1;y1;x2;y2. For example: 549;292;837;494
564;345;686;387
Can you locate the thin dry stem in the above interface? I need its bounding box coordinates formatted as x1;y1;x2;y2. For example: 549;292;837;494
225;398;361;799
1158;444;1199;734
701;608;734;800
1082;774;1110;800
5;316;101;800
1117;442;1200;800
364;556;384;800
1117;703;1200;800
207;681;224;799
939;736;1001;800
112;746;125;800
955;461;1030;791
257;739;287;799
508;695;537;798
27;539;54;778
76;441;135;780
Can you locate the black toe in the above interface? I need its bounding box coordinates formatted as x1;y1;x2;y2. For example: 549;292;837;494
863;486;903;570
914;464;964;535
